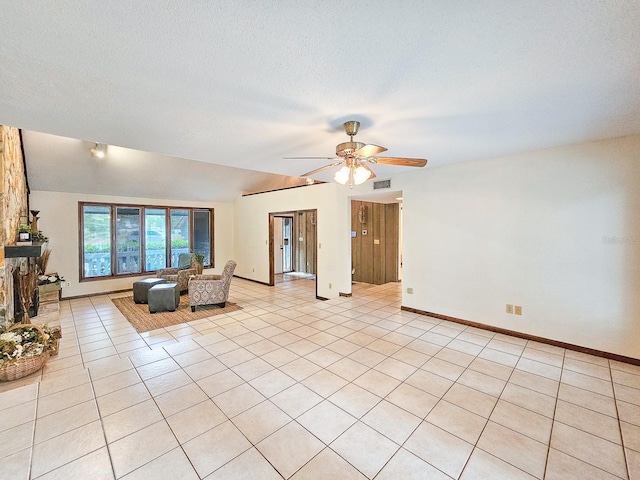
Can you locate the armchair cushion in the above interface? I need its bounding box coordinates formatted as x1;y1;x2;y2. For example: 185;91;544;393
156;267;196;293
177;253;193;270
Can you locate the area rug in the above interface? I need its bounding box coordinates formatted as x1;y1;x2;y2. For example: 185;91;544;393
112;294;242;333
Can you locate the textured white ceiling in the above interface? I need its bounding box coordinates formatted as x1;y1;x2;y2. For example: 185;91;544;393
1;1;639;201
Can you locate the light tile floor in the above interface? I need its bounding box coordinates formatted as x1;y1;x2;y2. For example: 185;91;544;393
1;276;639;479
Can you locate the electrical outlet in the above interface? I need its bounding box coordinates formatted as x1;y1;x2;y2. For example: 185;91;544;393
65;281;71;288
406;287;413;294
329;283;332;289
514;305;522;315
506;304;513;314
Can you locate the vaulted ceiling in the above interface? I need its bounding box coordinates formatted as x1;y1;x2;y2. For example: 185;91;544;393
1;2;639;202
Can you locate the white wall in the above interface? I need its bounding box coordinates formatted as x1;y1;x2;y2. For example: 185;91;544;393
29;191;234;298
233;183;355;299
396;135;640;359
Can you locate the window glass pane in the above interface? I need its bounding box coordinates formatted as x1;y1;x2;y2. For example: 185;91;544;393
170;209;190;267
83;205;111;277
116;207;141;274
145;208;167;271
193;210;211;265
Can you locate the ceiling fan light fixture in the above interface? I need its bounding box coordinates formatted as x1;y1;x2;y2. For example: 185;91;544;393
353;165;372;185
334;166;350;184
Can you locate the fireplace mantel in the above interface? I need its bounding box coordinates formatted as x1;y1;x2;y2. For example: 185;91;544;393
4;241;47;258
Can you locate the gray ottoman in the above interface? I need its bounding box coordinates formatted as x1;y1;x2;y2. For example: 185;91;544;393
133;278;166;304
148;283;180;313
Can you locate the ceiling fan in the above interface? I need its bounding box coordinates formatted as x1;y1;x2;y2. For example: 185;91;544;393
285;120;427;187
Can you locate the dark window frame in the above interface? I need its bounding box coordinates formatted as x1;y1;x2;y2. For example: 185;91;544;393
79;201;214;282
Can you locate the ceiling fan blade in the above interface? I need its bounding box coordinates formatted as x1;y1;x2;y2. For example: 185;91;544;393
284;156;338;160
371;157;427;167
301;161;343;177
360;163;377;179
354;144;387;157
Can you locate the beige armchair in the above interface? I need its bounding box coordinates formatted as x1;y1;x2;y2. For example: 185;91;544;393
157;253;196;294
188;260;236;311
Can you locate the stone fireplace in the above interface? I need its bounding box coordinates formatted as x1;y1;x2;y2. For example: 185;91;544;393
0;125;30;325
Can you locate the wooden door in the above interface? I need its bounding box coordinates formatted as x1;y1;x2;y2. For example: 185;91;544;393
351;200;398;284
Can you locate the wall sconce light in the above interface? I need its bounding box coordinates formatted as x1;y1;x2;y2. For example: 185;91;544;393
90;143;108;158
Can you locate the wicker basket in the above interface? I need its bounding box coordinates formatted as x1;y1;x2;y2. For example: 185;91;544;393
0;324;49;382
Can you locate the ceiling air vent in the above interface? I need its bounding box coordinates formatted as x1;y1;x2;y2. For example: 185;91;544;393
373;179;391;190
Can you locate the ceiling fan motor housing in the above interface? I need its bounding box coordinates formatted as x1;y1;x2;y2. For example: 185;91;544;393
336;141;365;157
337;121;364;156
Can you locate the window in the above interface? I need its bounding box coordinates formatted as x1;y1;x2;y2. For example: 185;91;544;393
170;209;189;267
80;203;214;281
145;208;167;272
193;210;211;265
83;205;112;278
116;207;141;274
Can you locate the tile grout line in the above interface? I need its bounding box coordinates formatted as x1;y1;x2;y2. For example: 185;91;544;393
609;358;631;480
86;365;119;480
27;381;39;480
541;343;566;479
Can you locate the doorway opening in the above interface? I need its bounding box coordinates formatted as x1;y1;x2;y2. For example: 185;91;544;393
269;209;318;297
350;191;402;287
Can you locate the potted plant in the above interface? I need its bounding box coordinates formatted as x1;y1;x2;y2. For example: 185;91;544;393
191;251;205;274
17;224;31;241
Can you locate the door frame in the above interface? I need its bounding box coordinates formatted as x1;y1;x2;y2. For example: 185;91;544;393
268;209;318;298
272;214;293;275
